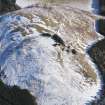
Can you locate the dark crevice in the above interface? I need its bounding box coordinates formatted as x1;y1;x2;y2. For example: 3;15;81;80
41;33;51;37
71;49;77;55
66;46;70;53
41;33;65;46
41;33;78;54
51;34;65;46
53;43;61;47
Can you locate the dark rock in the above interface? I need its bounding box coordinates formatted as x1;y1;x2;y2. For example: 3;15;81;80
0;0;20;14
96;19;105;36
0;80;37;105
87;39;105;105
92;0;105;15
51;34;65;46
71;49;77;55
41;33;51;37
0;0;16;5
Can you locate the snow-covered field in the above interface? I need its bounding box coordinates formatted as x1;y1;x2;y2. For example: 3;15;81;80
0;4;104;105
16;0;92;11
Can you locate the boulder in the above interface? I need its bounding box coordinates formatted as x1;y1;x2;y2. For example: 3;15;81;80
0;0;20;14
0;80;37;105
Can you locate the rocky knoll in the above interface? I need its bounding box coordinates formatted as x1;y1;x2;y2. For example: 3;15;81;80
0;3;105;105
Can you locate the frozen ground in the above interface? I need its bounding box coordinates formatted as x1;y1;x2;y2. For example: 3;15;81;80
0;2;105;105
16;0;92;11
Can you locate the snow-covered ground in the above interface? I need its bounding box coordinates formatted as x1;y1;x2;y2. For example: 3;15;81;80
0;5;103;105
16;0;92;11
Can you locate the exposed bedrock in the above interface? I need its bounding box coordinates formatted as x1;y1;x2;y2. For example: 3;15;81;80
95;19;105;36
0;0;16;5
99;0;105;15
0;0;20;14
87;39;105;105
0;80;37;105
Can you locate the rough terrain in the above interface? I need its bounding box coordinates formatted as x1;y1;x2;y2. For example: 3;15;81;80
0;3;105;105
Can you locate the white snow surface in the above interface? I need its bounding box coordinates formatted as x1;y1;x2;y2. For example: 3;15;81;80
0;6;103;105
16;0;92;11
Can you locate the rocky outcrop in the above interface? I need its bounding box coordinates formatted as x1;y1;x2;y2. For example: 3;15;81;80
88;40;105;105
96;19;105;36
99;0;105;15
92;0;105;15
0;80;37;105
0;3;105;105
0;0;20;14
